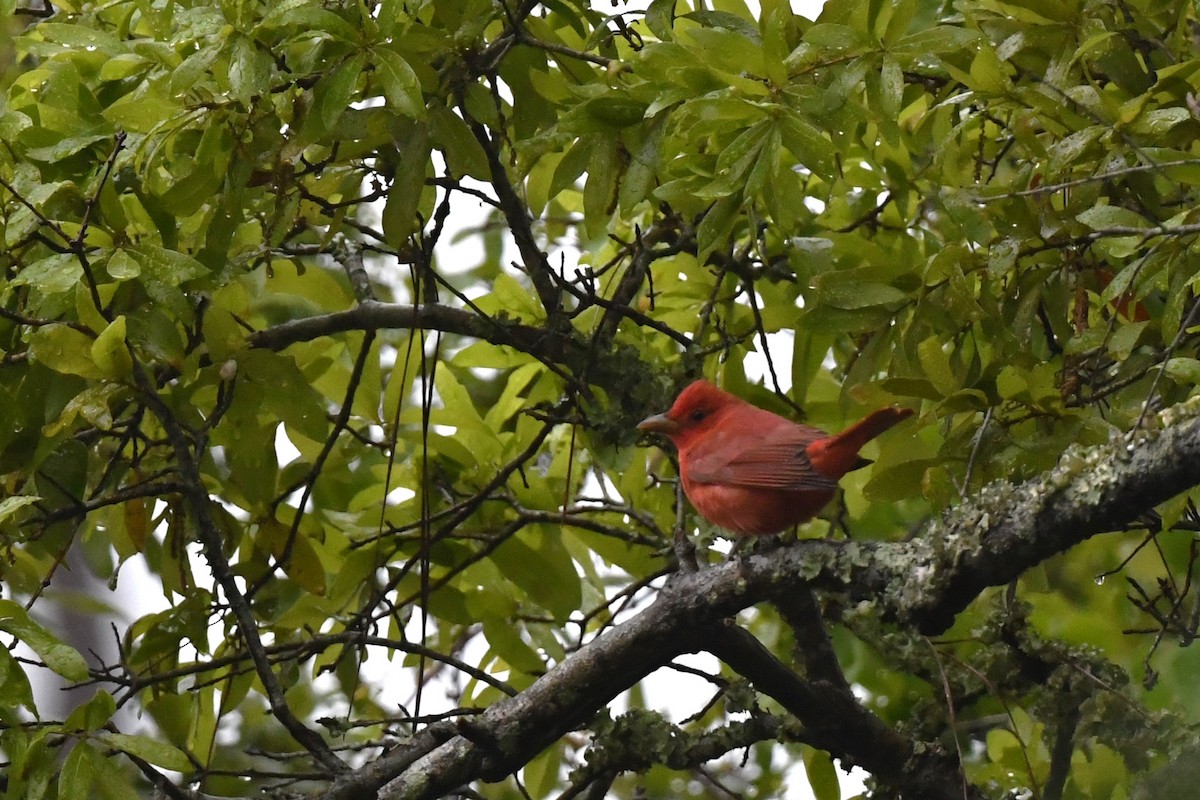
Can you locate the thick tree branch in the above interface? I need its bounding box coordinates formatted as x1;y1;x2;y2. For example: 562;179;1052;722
248;301;554;356
705;622;980;799
338;557;960;800
307;398;1200;799
768;585;852;691
245;300;671;440
562;709;803;798
896;401;1200;632
706;624;912;780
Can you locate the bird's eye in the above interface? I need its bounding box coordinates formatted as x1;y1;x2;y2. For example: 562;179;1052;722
690;409;708;422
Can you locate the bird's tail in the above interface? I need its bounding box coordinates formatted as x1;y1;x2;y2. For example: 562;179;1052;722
808;407;914;477
838;407;914;451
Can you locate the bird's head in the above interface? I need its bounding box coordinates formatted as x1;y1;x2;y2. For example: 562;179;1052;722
637;380;739;449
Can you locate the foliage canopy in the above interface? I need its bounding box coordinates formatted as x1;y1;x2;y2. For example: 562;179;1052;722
3;0;1200;797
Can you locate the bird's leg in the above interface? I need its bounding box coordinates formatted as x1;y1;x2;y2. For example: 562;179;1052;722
673;524;698;571
727;536;752;559
750;534;784;555
727;533;782;562
830;492;852;538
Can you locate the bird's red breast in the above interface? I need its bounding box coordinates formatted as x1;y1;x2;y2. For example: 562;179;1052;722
639;380;913;535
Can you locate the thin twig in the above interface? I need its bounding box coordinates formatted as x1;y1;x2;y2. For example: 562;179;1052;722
1134;292;1200;431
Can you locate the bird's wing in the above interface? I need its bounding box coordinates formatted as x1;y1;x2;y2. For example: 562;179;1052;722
684;426;839;492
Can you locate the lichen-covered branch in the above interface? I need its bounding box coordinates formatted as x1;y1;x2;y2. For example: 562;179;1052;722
307;399;1200;799
245;300;672;439
893;401;1200;633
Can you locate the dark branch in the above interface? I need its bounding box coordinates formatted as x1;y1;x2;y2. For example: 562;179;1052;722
309;398;1200;799
459;109;563;319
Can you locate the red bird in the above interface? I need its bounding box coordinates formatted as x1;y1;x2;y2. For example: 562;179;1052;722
638;380;914;536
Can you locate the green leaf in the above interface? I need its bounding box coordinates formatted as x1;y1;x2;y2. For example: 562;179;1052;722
804;23;863;50
472;271;546;321
431;368;500;462
146;693;196;752
490;525;582;623
682;10;761;41
702;121;770;198
125;244;208;285
967;45;1010;93
1107;320;1147;359
778;111;834;171
583;93;649;128
917;335;957;397
106;250;141;280
865;457;943;503
262;5;362;44
619;118;665;213
228;35;272;104
256;518;328;597
803;747;840;800
0;600;88;682
160;162;224;217
645;0;676;40
0;495;40;525
58;740;96;800
382;122;431;246
90;315;132;379
875;56;903;121
428;105;490;180
59;738;134;800
550;136;593;199
169;46;221;97
524;744;563;798
816;280;908;310
94;732;192;771
99;53;149;81
0;644;37;719
696;193;742;263
12;254;84;295
890;26;979;63
482;618;545;676
996;365;1028;401
584;136;619;239
239;350;331;442
1165;358;1200;386
1128;107;1190;136
24;134;114;163
759;0;791;86
32;22;123;53
29;325;104;379
1076;204;1147;231
318;54;365;134
64;690;116;730
373;48;425;119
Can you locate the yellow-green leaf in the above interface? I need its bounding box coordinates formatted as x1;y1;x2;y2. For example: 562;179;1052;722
28;324;103;379
0;600;89;681
90;315;132;378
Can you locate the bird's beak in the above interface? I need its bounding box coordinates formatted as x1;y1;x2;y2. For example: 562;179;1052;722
637;413;680;435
